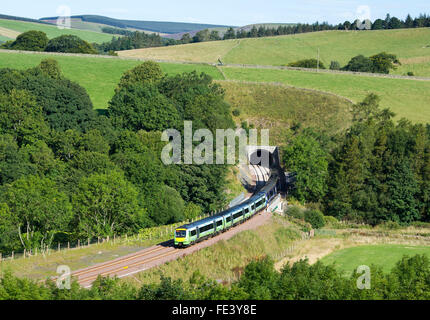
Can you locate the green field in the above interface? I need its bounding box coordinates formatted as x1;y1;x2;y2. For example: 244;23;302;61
221;67;430;124
320;244;430;275
118;28;430;76
0;18;115;43
0;51;223;109
0;35;11;42
118;39;240;63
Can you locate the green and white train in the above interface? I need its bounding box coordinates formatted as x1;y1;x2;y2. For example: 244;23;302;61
174;170;280;247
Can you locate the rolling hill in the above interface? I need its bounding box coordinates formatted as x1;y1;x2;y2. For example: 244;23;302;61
118;28;430;77
0;18;115;43
40;15;233;35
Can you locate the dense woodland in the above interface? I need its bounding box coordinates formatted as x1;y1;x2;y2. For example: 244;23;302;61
0;60;234;254
283;94;430;225
2;255;430;300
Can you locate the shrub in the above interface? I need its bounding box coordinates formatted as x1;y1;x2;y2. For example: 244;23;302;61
330;61;341;70
323;215;341;228
304;209;325;229
7;30;48;51
342;55;374;72
379;221;402;230
288;59;326;69
232;109;241;117
286;206;304;220
45;35;97;54
407;71;415;76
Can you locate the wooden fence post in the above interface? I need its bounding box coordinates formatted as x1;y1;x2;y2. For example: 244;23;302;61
58;242;60;251
23;248;26;259
78;239;80;248
11;251;14;260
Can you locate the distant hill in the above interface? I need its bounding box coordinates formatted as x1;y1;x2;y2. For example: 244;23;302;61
40;15;233;34
0;13;51;25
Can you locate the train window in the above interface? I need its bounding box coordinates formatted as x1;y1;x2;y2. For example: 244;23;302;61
190;230;196;237
226;216;232;223
233;212;242;220
199;224;214;233
245;208;249;214
217;220;223;227
175;230;186;238
252;204;255;210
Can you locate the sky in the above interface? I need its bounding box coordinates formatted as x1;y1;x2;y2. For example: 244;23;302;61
1;0;429;26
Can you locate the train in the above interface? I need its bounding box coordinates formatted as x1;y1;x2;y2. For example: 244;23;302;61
174;169;280;248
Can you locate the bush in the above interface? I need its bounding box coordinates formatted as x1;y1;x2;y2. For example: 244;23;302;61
232;109;241;117
286;206;304;220
288;59;326;69
323;215;341;228
6;30;48;51
407;71;415;76
45;35;97;54
342;55;374;72
379;221;402;230
304;209;325;229
330;61;341;70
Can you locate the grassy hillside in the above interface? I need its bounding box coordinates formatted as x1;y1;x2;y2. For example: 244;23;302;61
320;244;430;275
118;39;240;63
220;81;352;145
0;51;223;109
118;28;430;76
221;67;430;124
0;35;11;42
0;18;115;43
1;50;428;123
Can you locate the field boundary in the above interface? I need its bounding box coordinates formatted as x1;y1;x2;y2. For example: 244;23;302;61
217;79;355;104
2;49;430;82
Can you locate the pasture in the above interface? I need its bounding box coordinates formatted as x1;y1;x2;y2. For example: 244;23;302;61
319;244;430;275
117;28;430;76
118;39;240;63
221;66;430;124
0;51;223;109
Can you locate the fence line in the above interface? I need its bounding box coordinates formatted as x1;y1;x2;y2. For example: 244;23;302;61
0;214;212;263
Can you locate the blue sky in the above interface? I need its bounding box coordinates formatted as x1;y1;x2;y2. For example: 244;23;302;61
2;0;429;26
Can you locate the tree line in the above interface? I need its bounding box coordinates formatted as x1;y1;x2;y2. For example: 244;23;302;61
1;254;430;300
0;60;235;254
180;13;430;44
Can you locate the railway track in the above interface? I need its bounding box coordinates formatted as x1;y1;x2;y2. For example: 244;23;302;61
70;164;274;288
73;241;178;288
